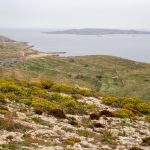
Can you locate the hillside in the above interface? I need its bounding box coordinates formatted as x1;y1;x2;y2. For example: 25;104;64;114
13;56;150;101
0;78;149;149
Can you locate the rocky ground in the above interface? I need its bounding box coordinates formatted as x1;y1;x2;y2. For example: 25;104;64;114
0;96;149;150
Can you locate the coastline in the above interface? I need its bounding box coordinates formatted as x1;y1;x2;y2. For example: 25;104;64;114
0;33;150;64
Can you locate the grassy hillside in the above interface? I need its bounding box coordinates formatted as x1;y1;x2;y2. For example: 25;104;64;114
0;34;150;100
13;55;150;101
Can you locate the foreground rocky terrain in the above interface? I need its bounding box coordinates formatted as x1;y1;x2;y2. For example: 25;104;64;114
0;79;149;150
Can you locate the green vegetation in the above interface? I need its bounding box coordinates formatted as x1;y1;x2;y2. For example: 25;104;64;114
102;97;150;115
5;93;17;101
31;117;53;127
0;76;149;119
0;93;6;103
13;55;150;100
114;109;134;118
19;98;32;106
0;78;94;116
0;118;30;132
101;129;117;145
65;137;81;146
77;129;97;138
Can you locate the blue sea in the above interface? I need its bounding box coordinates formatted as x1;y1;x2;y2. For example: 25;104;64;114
0;28;150;63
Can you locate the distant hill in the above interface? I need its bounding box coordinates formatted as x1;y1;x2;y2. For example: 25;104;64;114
45;28;150;35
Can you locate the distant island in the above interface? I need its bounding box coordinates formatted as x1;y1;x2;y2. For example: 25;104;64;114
45;28;150;35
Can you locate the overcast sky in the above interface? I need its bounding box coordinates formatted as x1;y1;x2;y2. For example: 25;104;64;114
0;0;150;29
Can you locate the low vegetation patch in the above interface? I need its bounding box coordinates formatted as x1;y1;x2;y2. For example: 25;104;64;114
102;97;150;115
65;137;81;146
114;109;134;118
101;129;117;145
0;117;30;132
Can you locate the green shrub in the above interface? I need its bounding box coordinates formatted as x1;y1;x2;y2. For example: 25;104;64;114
30;81;41;88
62;96;79;109
0;84;22;95
32;97;59;110
77;129;97;138
102;97;140;108
72;94;83;100
0;104;9;114
123;103;135;110
50;83;73;94
31;87;51;99
19;99;32;106
65;137;80;146
18;80;30;87
50;93;63;102
84;104;99;112
41;80;54;89
123;98;140;105
102;97;118;107
102;96;150;115
114;109;134;118
101;130;116;144
0;93;6;103
74;88;91;96
31;117;52;127
68;117;78;126
136;102;150;114
0;105;9;111
5;93;17;101
62;96;84;114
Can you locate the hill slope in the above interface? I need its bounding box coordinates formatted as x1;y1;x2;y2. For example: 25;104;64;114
0;78;149;149
13;55;150;101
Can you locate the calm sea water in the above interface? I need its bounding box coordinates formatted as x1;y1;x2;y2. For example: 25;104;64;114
0;28;150;63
